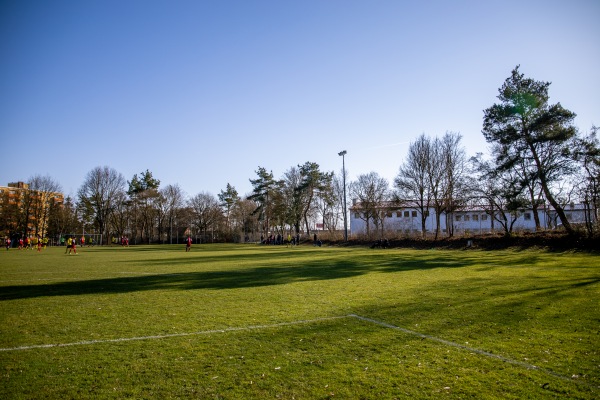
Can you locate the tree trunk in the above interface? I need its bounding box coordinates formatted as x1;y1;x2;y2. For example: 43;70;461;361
528;143;574;234
434;207;441;240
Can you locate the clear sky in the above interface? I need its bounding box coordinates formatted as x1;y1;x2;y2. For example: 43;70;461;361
1;0;598;199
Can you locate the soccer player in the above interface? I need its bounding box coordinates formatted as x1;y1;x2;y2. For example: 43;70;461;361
69;236;77;255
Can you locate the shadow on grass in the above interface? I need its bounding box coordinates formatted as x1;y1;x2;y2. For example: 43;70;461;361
0;251;473;301
356;272;600;340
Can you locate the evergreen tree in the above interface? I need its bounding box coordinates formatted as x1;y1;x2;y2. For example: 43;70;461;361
483;66;578;234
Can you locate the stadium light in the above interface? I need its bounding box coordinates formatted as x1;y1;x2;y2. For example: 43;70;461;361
338;150;348;241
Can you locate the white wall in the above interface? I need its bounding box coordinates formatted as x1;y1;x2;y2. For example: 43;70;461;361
349;205;589;236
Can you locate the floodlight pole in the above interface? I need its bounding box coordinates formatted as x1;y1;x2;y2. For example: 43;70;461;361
338;150;348;241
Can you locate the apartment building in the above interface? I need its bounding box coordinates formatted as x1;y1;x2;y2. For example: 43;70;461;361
0;181;64;238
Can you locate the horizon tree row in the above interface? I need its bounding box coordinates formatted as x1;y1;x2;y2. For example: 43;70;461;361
74;162;340;245
2;66;598;242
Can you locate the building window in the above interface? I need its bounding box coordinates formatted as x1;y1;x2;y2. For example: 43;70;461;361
354;213;360;219
524;212;531;220
396;211;402;218
481;214;488;221
455;215;462;221
404;211;410;218
464;215;470;221
473;214;479;221
386;211;392;218
412;210;417;217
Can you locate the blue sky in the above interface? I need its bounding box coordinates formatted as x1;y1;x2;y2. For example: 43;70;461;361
1;0;598;199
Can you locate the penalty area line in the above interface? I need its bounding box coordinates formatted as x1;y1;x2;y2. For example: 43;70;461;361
0;315;349;352
349;314;578;384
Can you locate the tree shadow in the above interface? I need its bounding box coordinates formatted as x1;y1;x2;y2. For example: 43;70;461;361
0;260;359;301
0;250;476;301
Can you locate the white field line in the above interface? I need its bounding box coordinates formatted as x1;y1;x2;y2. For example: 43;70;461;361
0;315;348;352
350;314;577;383
0;313;581;384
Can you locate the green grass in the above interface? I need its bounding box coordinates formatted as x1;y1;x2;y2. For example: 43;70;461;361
1;244;598;399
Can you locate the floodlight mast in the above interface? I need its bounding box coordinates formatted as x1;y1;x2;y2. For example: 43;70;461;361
338;150;348;241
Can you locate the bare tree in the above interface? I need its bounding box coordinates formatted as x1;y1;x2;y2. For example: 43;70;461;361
78;166;126;244
573;126;600;236
47;195;80;240
514;155;544;231
12;186;34;238
188;192;222;243
315;188;337;234
332;168;348;233
281;166;305;235
439;132;467;237
394;134;432;238
26;175;62;238
108;190;130;240
232;197;260;242
350;172;390;238
160;184;185;244
426;137;446;238
0;190;19;237
469;154;527;236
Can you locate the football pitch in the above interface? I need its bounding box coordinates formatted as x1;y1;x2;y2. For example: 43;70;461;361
1;244;598;399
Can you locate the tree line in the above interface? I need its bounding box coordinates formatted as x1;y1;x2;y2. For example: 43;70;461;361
2;66;598;243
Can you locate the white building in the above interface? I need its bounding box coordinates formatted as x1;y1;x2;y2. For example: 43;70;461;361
349;201;589;237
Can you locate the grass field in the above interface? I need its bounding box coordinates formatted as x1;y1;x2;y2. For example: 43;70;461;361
1;244;598;399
